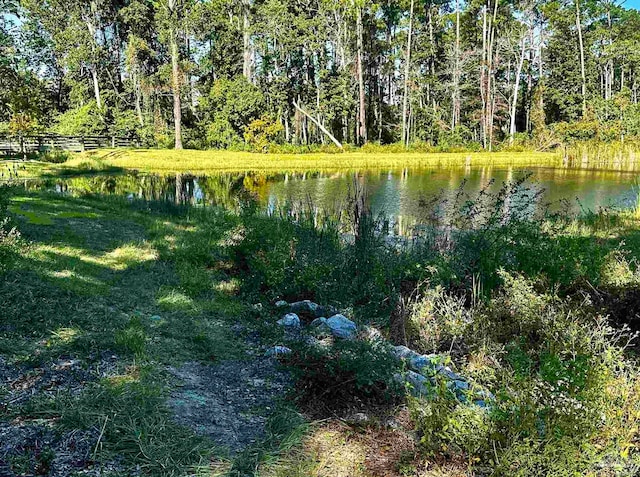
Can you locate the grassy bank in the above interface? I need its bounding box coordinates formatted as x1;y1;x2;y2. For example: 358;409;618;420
2;175;640;475
4;145;640;180
55;149;565;175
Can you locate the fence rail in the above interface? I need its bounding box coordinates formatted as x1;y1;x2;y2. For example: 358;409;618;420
0;135;139;155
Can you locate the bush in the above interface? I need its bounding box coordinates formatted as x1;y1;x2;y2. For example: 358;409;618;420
286;339;402;409
409;272;640;473
410;382;492;457
244;115;284;152
53;101;107;136
406;286;471;355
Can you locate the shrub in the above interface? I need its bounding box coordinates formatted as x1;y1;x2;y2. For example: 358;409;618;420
409;272;640;473
286;339;402;409
406;286;472;354
53;101;107;136
38;150;71;163
244;115;284;152
410;382;492;457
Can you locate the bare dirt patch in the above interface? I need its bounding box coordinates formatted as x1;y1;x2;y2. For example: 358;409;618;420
167;358;291;454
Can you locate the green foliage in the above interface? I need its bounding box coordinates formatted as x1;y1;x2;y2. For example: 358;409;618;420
37;150;71;163
0;186;21;273
53;101;107;136
406;286;471;354
287;339;402;406
206;116;243;149
410;384;492;457
200;77;265;149
244;115;284;152
408;272;640;473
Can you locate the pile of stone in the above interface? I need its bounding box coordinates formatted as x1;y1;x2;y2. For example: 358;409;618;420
266;299;494;408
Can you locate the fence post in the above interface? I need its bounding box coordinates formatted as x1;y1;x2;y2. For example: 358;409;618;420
112;136;115;148
80;136;85;152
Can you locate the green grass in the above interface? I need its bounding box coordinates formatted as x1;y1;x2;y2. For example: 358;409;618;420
0;189;271;475
59;149;563;174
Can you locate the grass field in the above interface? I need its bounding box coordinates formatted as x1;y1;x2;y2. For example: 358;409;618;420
4;146;640;180
56;149;566;175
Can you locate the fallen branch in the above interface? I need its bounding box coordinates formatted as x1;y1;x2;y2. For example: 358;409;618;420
292;101;343;150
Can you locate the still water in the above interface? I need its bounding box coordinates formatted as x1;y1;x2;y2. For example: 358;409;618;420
30;166;640;235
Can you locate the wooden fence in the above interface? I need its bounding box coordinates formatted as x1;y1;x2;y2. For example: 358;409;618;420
0;135;140;155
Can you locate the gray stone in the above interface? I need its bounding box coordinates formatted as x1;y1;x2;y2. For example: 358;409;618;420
397;371;434;396
360;325;384;342
475;389;495;401
265;346;292;357
309;317;331;336
276;313;301;329
310;317;328;327
326;314;357;339
289;300;319;315
436;365;463;381
275;300;288;308
409;354;438;372
452;380;470;391
391;345;420;361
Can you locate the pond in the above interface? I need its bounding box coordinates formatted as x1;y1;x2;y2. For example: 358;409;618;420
23;165;640;236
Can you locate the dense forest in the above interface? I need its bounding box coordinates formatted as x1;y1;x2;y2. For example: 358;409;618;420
1;0;639;151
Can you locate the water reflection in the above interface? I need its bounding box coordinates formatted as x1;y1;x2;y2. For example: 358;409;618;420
27;166;640;236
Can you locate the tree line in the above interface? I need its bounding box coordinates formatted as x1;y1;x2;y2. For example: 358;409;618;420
1;0;639;151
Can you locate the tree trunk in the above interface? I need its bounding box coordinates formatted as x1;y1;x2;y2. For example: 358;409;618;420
135;71;144;126
242;0;252;81
84;9;102;109
510;35;527;143
402;0;414;147
576;0;587;116
356;6;367;144
451;0;461;129
481;5;488;149
90;65;102;109
169;24;183;150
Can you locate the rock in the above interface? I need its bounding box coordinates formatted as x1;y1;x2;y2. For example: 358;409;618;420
391;345;420;361
265;346;292;357
310;317;331;335
150;315;162;322
409;354;438;372
360;325;384;342
452;380;470;391
326;314;357;339
276;313;301;329
315;304;338;318
436;365;462;381
475;389;495;401
396;371;433;396
346;412;370;425
310;317;328;327
252;303;263;311
275;300;288;308
289;300;319;315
